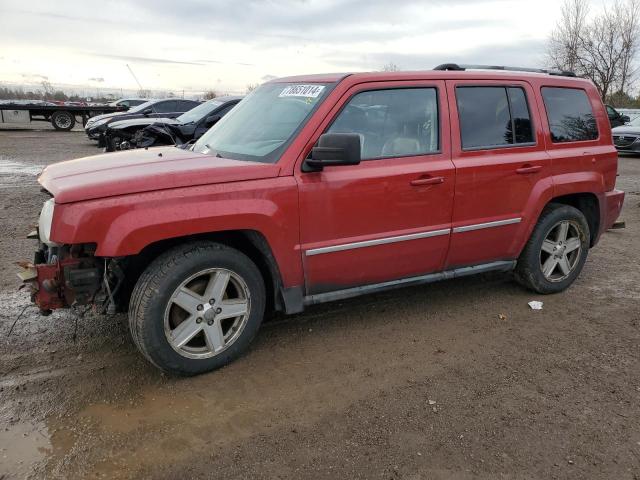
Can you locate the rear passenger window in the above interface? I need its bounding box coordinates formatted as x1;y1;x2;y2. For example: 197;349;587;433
456;86;534;149
326;88;439;160
541;87;598;142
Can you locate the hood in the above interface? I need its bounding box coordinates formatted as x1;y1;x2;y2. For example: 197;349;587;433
39;147;281;204
611;125;640;134
109;117;177;130
87;111;126;124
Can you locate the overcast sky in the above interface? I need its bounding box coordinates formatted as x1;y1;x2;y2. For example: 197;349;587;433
0;0;613;95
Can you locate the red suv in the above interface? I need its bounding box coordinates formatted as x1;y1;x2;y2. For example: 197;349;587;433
21;65;625;375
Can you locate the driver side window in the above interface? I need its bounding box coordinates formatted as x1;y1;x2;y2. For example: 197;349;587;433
326;88;439;160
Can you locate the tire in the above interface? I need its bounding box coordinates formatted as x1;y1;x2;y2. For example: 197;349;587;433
515;203;590;294
51;111;75;131
105;134;121;152
129;241;266;376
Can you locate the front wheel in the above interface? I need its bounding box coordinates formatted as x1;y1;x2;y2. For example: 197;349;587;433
515;204;590;294
105;134;123;152
129;242;266;375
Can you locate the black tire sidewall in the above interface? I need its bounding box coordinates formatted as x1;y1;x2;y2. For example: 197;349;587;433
106;135;119;152
517;205;590;294
52;112;75;131
132;243;265;375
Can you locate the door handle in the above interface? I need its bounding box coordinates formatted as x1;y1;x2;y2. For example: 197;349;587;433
410;176;444;186
516;165;542;174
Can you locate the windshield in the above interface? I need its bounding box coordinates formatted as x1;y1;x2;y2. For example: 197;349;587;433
193;82;332;163
177;100;222;124
128;100;155;113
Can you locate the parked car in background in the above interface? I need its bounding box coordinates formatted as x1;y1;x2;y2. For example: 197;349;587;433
617;108;640;123
606;104;630;127
612;115;640;153
108;98;148;109
85;99;201;146
103;96;242;151
22;65;624;375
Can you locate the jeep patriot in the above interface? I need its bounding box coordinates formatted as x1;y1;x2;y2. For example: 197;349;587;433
20;64;625;375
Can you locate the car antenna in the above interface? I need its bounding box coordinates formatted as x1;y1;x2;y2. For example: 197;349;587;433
125;64;177;147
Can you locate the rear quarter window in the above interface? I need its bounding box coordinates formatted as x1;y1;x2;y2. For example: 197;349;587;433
541;87;598;143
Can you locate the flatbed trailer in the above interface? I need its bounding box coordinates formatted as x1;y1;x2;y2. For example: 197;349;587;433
0;103;126;131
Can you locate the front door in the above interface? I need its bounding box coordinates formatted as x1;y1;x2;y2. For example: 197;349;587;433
295;82;455;295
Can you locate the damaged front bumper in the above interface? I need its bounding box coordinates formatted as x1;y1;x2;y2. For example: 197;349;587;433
18;234;104;315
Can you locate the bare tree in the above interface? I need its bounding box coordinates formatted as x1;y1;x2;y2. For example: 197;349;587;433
616;0;640;92
579;6;625;99
245;83;259;93
381;62;400;72
203;90;218;100
547;0;640;99
40;80;54;97
548;0;590;73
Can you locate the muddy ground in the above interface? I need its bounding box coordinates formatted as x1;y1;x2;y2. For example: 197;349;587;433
0;126;639;480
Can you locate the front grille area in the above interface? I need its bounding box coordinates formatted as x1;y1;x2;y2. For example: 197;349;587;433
613;135;638;148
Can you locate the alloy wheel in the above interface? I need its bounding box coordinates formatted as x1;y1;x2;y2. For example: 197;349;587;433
164;268;251;359
539;220;582;282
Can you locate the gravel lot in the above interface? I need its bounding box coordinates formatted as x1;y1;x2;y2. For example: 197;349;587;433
0;126;639;480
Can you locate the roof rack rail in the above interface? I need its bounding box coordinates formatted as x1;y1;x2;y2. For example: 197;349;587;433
433;63;577;78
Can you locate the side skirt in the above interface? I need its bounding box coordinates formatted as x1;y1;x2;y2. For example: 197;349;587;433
303;260;516;306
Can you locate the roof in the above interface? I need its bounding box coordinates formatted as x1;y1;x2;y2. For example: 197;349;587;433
270;70;592;87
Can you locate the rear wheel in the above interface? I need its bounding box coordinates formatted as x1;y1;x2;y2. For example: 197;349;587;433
51;111;75;131
129;242;266;375
515;204;590;294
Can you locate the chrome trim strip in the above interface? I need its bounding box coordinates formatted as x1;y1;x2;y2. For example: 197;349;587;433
452;217;521;234
305;228;451;257
303;260;517;306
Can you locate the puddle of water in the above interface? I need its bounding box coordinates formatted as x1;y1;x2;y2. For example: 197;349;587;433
0;157;44;176
0;421;52;479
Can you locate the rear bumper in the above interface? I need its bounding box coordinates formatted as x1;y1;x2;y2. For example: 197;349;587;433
593;190;625;246
603;189;625;230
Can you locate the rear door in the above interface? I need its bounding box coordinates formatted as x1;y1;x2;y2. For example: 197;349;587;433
445;80;552;268
295;81;455;295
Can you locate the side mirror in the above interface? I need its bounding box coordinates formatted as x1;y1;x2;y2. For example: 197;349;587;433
205;114;221;126
621;115;630;123
303;133;361;172
142;108;153;115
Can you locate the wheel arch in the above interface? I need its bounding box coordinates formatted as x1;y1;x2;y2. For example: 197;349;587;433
546;192;600;247
118;229;299;316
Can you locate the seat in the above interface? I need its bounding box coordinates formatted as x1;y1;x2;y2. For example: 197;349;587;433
381;137;421;157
